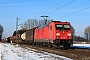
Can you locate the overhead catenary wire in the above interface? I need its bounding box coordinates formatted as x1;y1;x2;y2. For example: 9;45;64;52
21;0;90;29
41;0;63;14
46;0;75;15
59;0;90;15
59;7;90;19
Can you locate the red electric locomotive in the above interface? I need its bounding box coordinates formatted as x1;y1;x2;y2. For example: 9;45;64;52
34;21;73;49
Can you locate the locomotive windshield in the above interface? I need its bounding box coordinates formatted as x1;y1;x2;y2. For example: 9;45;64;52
64;25;70;30
56;25;63;30
56;24;70;30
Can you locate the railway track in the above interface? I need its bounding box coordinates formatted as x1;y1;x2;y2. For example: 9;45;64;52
18;44;90;60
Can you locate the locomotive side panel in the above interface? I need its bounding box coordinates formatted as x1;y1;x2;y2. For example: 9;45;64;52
48;22;56;42
39;28;43;41
43;26;49;42
34;28;38;41
34;28;43;42
34;26;49;42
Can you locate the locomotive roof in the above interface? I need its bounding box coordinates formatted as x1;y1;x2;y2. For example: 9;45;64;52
37;21;70;29
51;21;61;22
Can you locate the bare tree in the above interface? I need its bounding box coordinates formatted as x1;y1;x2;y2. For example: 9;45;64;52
72;26;75;35
20;18;39;30
34;19;39;27
70;26;75;42
27;19;31;29
0;25;3;40
24;21;28;30
39;20;45;27
20;21;28;30
20;17;53;30
84;26;90;41
20;23;24;30
38;19;52;27
30;18;39;28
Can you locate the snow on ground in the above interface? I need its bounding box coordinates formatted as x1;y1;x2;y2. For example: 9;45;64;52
0;43;72;60
71;44;90;49
73;44;90;47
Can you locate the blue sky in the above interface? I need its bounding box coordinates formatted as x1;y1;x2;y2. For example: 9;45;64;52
0;0;90;38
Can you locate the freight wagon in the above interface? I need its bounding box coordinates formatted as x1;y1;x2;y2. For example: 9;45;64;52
10;34;22;43
21;28;35;44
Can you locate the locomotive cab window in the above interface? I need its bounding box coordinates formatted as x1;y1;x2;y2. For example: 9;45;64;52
64;25;70;30
56;25;63;30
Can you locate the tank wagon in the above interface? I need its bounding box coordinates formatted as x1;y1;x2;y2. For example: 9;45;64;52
21;29;35;44
21;21;73;49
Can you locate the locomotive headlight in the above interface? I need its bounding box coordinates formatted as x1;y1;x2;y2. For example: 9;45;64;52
56;33;60;36
67;33;71;36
